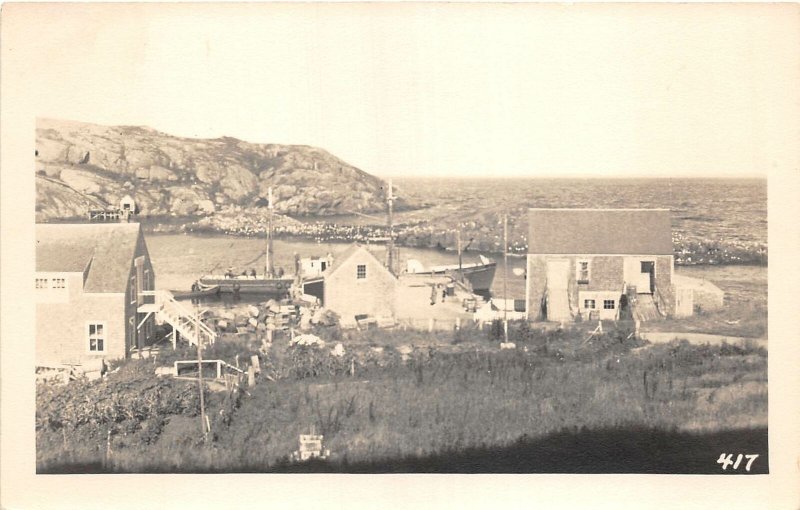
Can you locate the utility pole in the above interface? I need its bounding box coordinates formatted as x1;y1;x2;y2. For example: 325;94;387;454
266;187;274;278
457;226;462;276
386;179;394;274
503;214;508;343
196;306;207;443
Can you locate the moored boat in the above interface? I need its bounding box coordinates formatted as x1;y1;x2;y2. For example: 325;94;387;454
196;275;293;295
406;254;497;294
172;285;221;300
193;187;294;297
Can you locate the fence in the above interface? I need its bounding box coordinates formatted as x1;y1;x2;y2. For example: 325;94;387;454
395;316;474;332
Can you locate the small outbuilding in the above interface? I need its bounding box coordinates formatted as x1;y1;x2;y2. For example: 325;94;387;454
322;244;397;324
119;194;136;219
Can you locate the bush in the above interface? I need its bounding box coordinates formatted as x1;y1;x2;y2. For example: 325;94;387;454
36;361;204;438
488;320;504;342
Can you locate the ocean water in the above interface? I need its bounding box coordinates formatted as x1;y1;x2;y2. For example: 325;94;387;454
393;177;767;245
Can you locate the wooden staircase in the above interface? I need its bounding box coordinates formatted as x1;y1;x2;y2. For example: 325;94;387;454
139;290;217;347
630;294;660;322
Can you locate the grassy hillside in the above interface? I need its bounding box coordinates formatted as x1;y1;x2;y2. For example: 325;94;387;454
37;323;767;473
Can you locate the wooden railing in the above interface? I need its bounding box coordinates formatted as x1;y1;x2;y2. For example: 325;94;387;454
140;290;217;346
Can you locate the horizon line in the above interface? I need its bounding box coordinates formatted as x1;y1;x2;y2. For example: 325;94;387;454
380;174;767;180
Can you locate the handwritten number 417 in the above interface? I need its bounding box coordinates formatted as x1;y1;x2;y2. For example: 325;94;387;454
717;453;759;472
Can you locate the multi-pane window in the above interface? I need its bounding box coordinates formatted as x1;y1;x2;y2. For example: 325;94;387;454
603;299;615;310
583;299;596;309
35;278;49;289
51;278;65;289
577;260;590;283
356;264;367;279
130;275;136;303
88;323;105;353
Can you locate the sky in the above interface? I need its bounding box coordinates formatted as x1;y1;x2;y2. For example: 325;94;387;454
5;3;798;178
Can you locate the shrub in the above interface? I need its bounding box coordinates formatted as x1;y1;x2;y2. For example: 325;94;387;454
36;361;204;439
488;320;504;342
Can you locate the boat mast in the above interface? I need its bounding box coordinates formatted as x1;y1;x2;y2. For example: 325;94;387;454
266;187;274;278
387;179;394;274
457;226;462;276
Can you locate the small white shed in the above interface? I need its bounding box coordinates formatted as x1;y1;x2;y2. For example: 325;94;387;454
120;195;136;213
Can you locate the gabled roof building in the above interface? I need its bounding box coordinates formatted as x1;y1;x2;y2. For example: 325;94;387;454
35;223;156;367
322;244;397;324
526;209;676;322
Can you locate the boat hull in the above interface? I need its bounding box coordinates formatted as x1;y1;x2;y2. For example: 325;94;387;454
197;277;294;295
421;263;497;293
172;286;221;300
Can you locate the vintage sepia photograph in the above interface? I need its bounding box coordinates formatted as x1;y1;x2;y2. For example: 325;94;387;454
2;2;798;508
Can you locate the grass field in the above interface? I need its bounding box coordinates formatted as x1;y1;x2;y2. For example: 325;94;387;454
36;323;768;474
650;265;767;339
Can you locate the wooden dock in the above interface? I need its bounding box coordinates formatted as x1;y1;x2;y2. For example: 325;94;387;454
88;209;132;221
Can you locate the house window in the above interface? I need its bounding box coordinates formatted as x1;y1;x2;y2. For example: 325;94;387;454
51;278;66;289
603;299;616;310
130;275;136;304
583;299;596;309
576;260;590;284
35;278;49;289
321;261;327;271
356;264;367;279
88;322;105;353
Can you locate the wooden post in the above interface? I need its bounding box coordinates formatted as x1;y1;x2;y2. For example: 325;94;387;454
196;307;207;442
266;187;274;278
387;179;394;274
251;355;261;374
247;365;255;387
105;429;112;469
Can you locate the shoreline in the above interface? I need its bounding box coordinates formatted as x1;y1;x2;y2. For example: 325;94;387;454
146;227;769;268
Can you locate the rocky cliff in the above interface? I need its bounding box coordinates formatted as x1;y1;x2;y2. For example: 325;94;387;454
35;118;405;221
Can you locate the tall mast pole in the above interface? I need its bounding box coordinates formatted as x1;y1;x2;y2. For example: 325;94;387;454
266;187;274;278
503;214;508;343
457;226;463;276
387;179;394;274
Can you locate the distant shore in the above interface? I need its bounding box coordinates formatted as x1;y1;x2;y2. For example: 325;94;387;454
147;219;767;267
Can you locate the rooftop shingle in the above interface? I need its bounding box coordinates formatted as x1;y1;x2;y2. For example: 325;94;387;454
528;208;673;255
36;223;143;292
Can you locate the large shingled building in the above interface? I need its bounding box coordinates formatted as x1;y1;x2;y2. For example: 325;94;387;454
35;222;155;367
525;208;676;322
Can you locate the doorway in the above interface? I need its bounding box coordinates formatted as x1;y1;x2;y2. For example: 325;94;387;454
545;259;571;321
640;261;655;293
